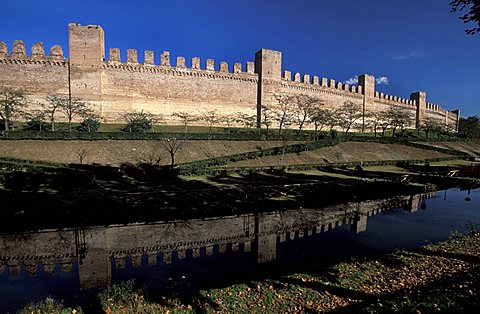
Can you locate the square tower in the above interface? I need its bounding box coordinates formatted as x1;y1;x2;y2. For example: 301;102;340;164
69;23;105;68
255;49;282;128
68;23;105;115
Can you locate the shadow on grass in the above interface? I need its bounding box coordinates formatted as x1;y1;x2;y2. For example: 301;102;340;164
0;162;432;233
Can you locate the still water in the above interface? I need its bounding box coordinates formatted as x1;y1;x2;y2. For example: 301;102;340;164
0;188;478;312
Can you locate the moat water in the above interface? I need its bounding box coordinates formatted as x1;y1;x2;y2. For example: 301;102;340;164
0;188;479;313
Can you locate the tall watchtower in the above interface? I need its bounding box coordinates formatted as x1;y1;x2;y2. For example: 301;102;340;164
68;23;105;114
255;49;282;128
358;74;375;132
410;91;427;129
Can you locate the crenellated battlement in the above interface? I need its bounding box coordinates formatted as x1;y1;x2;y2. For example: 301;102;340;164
0;22;460;132
374;90;416;107
106;47;256;75
281;69;364;101
0;40;66;61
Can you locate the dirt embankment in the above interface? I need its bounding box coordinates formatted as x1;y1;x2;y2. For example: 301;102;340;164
0;140;296;166
0;140;457;167
225;142;453;167
414;141;480;159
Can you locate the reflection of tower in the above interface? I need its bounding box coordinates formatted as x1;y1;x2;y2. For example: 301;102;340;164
350;214;367;233
406;195;420;213
75;228;87;264
77;228;111;289
255;213;278;263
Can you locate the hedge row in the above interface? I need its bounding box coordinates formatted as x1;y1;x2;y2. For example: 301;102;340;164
178;138;340;174
178;156;462;176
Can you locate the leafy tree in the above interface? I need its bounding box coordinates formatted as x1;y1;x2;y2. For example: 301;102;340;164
0;88;27;131
458;115;480;138
325;109;340;133
235;112;256;128
59;98;92;132
450;0;480;35
421;117;444;138
272;93;296;135
123;110;153;132
365;111;388;137
44;95;67;131
294;95;323;133
309;106;329;136
387;106;413;137
23;110;48;131
172;111;198;134
77;117;100;132
337;101;363;137
200;110;220;134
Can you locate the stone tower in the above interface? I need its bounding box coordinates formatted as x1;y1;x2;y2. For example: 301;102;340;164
358;74;375;132
68;23;105;114
255;49;282;128
410;91;427;129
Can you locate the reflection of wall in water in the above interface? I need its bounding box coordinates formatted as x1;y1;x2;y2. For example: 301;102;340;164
0;193;428;289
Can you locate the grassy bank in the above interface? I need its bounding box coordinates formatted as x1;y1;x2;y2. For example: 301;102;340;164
20;231;480;313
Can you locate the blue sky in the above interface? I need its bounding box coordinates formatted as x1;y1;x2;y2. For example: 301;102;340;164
0;0;479;116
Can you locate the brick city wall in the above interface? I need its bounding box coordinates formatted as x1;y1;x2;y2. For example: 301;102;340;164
0;23;459;130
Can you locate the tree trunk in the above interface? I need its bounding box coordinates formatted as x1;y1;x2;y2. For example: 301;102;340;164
50;113;55;131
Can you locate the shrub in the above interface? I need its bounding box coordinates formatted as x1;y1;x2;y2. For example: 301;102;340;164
77;117;100;132
122;111;153;133
18;297;83;314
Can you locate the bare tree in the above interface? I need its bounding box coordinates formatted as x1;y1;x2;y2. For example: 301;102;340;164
272;93;296;135
143;143;163;166
149;113;164;132
76;148;88;164
173;111;198;134
0;88;27;131
337;101;363;137
44;95;68;131
160;137;187;167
